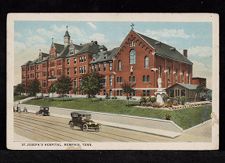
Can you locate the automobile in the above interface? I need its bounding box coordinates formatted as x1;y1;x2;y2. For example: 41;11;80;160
13;105;28;113
68;111;100;132
36;106;50;116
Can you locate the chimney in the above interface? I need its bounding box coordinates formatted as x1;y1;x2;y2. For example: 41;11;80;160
183;49;188;57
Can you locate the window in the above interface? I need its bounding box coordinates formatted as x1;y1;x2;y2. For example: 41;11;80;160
57;60;62;65
143;90;146;96
109;90;112;96
158;66;162;77
117;90;120;96
57;69;61;76
147;75;150;82
103;90;106;95
109;75;113;86
143;90;150;96
129;76;135;82
50;61;55;67
130;41;135;47
130;50;136;64
118;60;122;71
67;68;70;75
84;56;86;62
84;66;86;74
175;69;178;82
117;77;123;83
42;80;47;87
70;48;74;54
181;71;184;82
74;67;77;74
74;79;77;87
43;72;46;77
36;65;39;70
109;62;113;71
187;71;190;84
143;75;146;82
98;64;101;71
144;56;149;68
74;58;77;64
67;59;70;65
103;63;106;71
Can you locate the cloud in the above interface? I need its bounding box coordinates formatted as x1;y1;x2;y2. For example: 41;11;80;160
87;22;97;30
188;46;212;57
192;60;212;89
144;29;193;39
89;33;108;44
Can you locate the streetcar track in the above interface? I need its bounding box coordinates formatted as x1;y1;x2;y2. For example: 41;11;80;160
14;124;60;142
15;113;147;142
15;116;123;142
14;118;87;142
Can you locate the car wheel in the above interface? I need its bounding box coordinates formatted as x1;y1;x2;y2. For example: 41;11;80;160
69;122;74;129
82;124;88;132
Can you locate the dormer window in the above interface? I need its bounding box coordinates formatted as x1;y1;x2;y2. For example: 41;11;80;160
70;48;74;54
130;40;135;47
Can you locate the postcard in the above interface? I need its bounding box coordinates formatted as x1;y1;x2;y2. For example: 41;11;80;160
7;13;219;150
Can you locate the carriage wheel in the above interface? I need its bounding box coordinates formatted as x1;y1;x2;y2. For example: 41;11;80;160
82;124;88;131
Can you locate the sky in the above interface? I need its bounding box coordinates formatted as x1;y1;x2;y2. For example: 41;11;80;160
14;21;212;88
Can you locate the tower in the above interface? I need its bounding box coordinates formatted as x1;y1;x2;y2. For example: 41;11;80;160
64;25;70;47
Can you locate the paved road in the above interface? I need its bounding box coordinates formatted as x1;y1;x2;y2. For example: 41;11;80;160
14;112;211;142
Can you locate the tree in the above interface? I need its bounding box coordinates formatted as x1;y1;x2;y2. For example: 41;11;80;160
55;75;72;95
121;82;134;106
48;82;57;96
194;83;206;101
80;72;103;98
27;79;41;96
14;83;25;95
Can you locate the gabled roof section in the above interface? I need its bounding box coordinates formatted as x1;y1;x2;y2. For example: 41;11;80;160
91;47;120;64
53;43;64;53
136;32;193;65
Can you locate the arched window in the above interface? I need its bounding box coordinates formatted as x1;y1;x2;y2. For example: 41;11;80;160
118;60;122;71
143;75;146;82
130;50;136;64
147;75;150;82
144;56;149;68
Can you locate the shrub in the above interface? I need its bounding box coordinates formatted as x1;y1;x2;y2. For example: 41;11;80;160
172;99;178;106
139;97;147;106
180;96;186;105
145;101;153;107
165;99;173;107
152;102;161;108
99;98;103;101
162;94;169;102
165;114;171;120
150;96;156;103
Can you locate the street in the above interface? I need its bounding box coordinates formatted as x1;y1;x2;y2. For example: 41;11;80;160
14;112;212;142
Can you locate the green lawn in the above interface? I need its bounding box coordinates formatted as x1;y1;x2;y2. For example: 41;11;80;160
24;98;212;129
14;95;29;101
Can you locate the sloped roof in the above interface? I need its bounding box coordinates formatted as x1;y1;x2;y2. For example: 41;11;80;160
75;42;101;55
91;47;120;64
53;43;64;53
167;83;198;90
136;32;193;65
64;30;70;37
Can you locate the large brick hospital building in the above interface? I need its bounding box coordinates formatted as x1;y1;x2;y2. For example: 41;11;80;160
21;27;204;97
